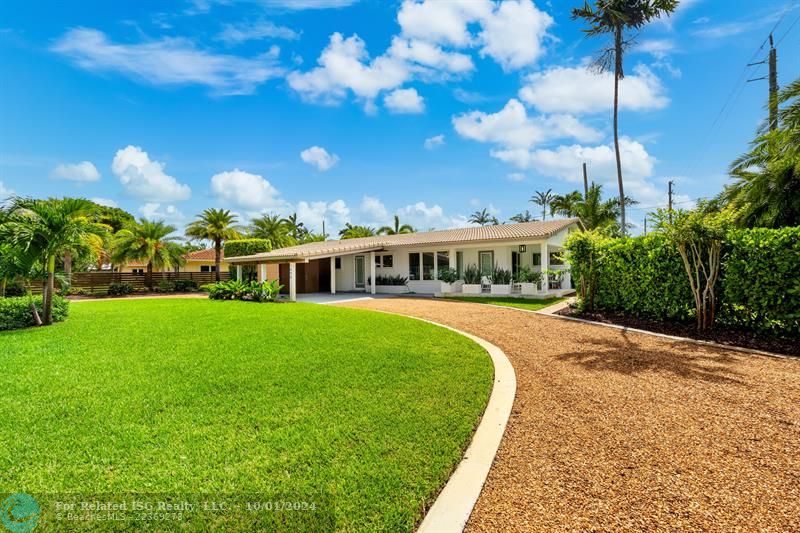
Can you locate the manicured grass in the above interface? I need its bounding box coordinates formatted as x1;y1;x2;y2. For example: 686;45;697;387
443;296;564;312
0;299;492;531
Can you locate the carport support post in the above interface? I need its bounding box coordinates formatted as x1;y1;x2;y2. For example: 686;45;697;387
259;264;266;282
289;262;297;302
369;251;376;294
330;256;336;294
236;265;242;281
541;242;549;294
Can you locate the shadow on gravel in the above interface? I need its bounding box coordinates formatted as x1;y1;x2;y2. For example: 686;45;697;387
555;330;747;385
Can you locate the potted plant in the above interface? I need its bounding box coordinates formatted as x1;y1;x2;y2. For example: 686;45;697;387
516;265;542;295
545;268;564;290
437;267;462;294
462;264;482;294
490;265;512;295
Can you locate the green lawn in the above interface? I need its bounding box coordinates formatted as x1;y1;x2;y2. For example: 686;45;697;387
0;299;492;531
443;296;564;312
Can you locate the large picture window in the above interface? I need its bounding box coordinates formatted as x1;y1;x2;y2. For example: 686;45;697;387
436;251;449;279
409;253;420;280
422;252;435;280
479;251;494;277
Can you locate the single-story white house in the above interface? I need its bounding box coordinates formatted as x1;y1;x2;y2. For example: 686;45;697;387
226;218;582;301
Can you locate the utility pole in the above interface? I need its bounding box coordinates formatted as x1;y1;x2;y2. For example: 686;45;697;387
747;33;779;131
582;163;589;198
644;217;647;235
668;180;674;223
322;219;326;239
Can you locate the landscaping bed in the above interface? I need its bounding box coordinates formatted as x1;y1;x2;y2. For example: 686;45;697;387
561;307;799;357
0;299;493;530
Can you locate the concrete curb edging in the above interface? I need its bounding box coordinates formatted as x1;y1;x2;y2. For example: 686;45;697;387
350;308;516;533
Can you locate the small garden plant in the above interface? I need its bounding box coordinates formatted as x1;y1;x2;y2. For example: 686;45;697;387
463;264;482;284
203;279;283;302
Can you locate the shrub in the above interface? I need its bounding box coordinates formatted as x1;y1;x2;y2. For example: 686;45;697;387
0;295;69;331
203;279;283;302
490;266;512;285
4;283;25;297
158;279;176;292
515;265;541;284
373;275;408;286
173;279;198;292
108;282;135;296
463;264;482;284
437;268;459;283
224;239;272;258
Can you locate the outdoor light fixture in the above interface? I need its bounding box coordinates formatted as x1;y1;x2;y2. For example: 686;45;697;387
519;245;527;253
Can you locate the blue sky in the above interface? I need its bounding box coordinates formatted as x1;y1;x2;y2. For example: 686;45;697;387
1;0;798;235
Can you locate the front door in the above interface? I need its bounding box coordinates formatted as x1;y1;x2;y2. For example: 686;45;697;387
479;251;494;278
354;255;366;289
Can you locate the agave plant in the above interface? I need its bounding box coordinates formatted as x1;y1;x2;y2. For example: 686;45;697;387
490;266;512;285
462;264;482;284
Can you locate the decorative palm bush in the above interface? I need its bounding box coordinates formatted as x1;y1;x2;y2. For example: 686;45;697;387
437;268;460;283
515;265;542;284
463;264;482;284
203;279;282;302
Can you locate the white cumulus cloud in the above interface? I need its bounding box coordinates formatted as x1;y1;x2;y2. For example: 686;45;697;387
138;203;185;224
51;161;101;182
424;134;445;149
384;87;425;114
90;197;117;208
210;169;286;210
519;63;669;114
112;145;191;202
478;0;553;71
296;199;350;233
300;146;340;171
360;196;388;221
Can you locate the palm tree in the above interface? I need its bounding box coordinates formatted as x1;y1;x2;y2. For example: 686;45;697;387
509;210;536;223
550;190;584;217
111;219;185;290
377;215;415;235
572;0;678;235
550;183;636;233
718;77;800;227
250;213;296;249
282;212;307;240
530;189;554;221
185;208;242;282
339;223;376;239
2;197;107;324
469;208;497;226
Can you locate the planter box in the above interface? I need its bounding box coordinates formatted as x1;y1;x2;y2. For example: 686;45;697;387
519;282;537;295
376;285;409;294
490;284;512;295
440;280;464;294
462;284;482;295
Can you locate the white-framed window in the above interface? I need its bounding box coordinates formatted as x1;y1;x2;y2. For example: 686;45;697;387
200;265;217;272
335;257;342;270
132;268;144;275
382;255;393;268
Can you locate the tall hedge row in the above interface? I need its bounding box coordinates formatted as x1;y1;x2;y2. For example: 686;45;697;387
566;226;800;336
224;239;272;258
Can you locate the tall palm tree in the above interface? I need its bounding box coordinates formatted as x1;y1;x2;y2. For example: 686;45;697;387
2;197;107;324
111;219;185;290
469;208;498;226
550;183;636;233
339;223;376;239
530;189;554;221
509;210;536;223
250;213;296;249
572;0;678;235
281;212;307;241
550;190;584;217
378;215;415;235
185;208;242;282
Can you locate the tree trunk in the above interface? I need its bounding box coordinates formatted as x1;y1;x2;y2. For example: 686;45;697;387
64;250;73;288
44;254;55;325
215;239;222;282
0;278;6;298
613;26;626;236
146;261;154;291
26;281;42;327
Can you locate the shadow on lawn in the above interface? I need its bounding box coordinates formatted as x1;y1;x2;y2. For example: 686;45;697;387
556;329;747;385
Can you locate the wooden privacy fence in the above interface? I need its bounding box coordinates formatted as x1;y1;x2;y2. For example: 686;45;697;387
33;271;230;294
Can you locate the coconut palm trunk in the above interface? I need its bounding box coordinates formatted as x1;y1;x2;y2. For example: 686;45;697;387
613;25;626;235
26;279;42;326
146;261;154;291
44;254;56;325
64;250;72;288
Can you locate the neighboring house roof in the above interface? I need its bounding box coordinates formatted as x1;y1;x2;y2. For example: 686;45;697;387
125;249;223;267
229;218;581;262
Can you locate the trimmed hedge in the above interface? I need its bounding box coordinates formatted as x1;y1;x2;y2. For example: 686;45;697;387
0;295;69;331
566;226;800;336
224;239;272;258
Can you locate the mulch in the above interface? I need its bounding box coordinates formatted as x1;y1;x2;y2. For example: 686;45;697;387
340;297;800;531
563;308;799;358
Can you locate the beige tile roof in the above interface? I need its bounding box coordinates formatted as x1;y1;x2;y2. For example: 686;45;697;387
126;249;221;267
228;218;580;262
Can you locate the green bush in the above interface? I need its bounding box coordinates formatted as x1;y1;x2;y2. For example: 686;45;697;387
566;227;800;335
515;265;541;284
437;268;459;283
463;264;482;284
108;282;135;296
721;227;800;335
173;279;198;292
158;279;176;292
4;283;25;297
0;295;69;331
203;279;283;302
372;275;408;286
224;239;272;258
490;266;512;285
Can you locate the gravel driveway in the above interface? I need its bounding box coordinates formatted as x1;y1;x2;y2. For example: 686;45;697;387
340;297;800;531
